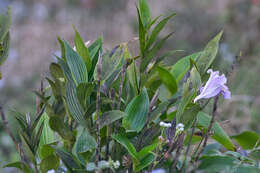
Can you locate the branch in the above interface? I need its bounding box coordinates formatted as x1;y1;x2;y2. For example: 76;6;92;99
195;96;219;161
96;51;102;163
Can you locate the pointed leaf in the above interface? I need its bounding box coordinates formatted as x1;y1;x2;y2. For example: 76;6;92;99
197;31;223;75
197;112;235;150
66;81;86;126
54;148;82;171
156;66;178;96
40;155;59;173
112;133;138;162
75;128;97;153
123;88;149;132
63;40;88;85
170;52;201;83
146;13;176;49
74;28;92;72
138;0;151;28
232;131;260;150
99;110;127;129
76;82;94;108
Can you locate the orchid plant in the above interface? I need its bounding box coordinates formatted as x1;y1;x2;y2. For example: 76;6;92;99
1;0;260;173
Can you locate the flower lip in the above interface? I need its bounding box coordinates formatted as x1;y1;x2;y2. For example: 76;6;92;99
194;69;231;102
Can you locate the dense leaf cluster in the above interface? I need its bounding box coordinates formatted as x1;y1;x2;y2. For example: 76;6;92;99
2;0;260;173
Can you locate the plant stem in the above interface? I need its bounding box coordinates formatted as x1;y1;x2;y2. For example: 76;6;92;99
195;96;219;161
180;117;197;172
0;105;26;172
117;61;128;110
96;51;102;163
171;133;185;171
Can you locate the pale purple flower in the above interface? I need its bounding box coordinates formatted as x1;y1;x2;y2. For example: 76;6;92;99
194;69;231;103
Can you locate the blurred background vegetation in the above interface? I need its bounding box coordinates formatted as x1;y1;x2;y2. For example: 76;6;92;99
0;0;259;172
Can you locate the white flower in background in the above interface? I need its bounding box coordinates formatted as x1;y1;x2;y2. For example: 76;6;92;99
175;123;184;136
194;69;231;103
159;121;172;128
47;170;55;173
176;123;184;132
113;160;120;169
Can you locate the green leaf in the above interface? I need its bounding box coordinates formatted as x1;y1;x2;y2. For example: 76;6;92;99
123;88;149;132
40;155;59;173
74;28;92;72
20;133;36;164
156;66;178;96
0;32;10;66
138;0;151;29
137;142;157;160
137;6;146;57
0;8;11;42
236;165;260;173
140;32;173;72
249;149;260;161
112;133;139;163
170;52;201;83
88;38;102;80
49;116;75;141
58;58;74;83
199;155;236;172
135;154;155;172
94;46;123;81
54;148;82;171
146;13;176;49
66;81;86;126
39;114;56;147
75;128;97;153
197;112;235;150
63;40;88;85
232;131;260;150
76;82;94;108
99;110;127;129
50;63;64;80
3;161;33;173
40;144;55;159
179;104;201;129
127;60;139;94
197;31;223;75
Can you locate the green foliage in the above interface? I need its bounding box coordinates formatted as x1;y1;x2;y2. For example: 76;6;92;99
0;8;11;79
3;0;260;172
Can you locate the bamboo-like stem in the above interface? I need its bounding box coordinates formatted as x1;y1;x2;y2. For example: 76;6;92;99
96;52;102;163
117;61;128;110
106;89;116;160
195;96;219;161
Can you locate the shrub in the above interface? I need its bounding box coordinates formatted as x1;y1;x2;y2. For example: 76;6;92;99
1;1;260;173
